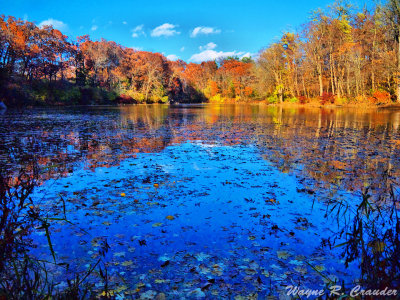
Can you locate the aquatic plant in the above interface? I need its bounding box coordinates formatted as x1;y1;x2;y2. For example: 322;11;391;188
327;183;400;289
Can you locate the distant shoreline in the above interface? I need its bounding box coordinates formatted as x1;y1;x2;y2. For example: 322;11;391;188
4;101;400;110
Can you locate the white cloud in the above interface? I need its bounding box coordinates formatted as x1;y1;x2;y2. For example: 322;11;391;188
167;54;179;61
91;25;98;31
190;26;221;38
131;24;145;38
151;23;180;37
180;46;185;52
199;42;217;51
190;50;251;63
123;21;127;25
241;52;252;59
133;24;144;31
131;46;143;51
39;18;68;31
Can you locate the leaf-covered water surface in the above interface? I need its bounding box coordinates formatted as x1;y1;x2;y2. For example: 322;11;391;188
1;104;400;298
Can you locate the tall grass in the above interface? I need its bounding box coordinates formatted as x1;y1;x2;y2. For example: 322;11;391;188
326;183;400;289
0;154;112;299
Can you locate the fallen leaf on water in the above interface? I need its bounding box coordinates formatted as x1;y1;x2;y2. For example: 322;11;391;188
244;268;257;275
289;259;303;266
121;260;133;266
262;270;271;277
115;285;128;293
140;290;157;299
154;183;159;188
152;223;163;227
154;279;170;284
294;266;308;275
277;251;290;259
195;252;210;261
315;265;325;272
120;193;126;197
113;252;125;258
165;215;175;220
187;288;206;298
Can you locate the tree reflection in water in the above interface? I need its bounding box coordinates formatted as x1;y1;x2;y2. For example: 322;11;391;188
1;104;400;297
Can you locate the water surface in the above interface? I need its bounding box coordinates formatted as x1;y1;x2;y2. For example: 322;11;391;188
1;104;400;298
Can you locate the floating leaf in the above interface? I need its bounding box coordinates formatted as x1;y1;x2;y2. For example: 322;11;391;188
121;260;133;267
165;215;175;220
315;265;325;272
244;268;257;275
195;252;210;261
277;251;290;259
294;266;308;275
289;259;303;266
113;252;125;258
152;222;163;227
120;193;126;197
154;279;170;284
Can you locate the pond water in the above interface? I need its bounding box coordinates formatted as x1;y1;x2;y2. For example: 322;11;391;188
1;104;400;298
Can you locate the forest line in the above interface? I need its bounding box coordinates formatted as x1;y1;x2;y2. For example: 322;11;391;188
1;0;400;107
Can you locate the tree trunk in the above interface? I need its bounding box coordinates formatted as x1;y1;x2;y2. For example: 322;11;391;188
397;38;400;102
318;64;323;97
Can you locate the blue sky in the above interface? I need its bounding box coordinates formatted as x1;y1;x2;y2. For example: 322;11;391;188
3;0;373;62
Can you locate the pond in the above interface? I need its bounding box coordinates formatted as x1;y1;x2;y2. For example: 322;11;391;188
1;104;400;298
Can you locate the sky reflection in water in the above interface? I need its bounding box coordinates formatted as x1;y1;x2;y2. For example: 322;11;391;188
1;104;400;297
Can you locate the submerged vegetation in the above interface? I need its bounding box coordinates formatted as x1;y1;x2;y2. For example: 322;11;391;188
1;0;400;106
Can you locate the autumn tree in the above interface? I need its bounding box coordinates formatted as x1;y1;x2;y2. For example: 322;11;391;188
385;0;400;101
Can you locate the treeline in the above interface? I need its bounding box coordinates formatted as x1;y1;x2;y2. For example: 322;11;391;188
1;0;400;106
255;0;400;105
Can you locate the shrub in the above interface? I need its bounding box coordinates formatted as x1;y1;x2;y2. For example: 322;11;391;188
210;94;222;103
289;97;299;103
116;94;135;104
267;95;279;104
160;96;169;103
335;97;348;105
298;96;308;104
320;92;335;105
368;90;392;104
353;95;367;104
244;86;253;97
57;86;81;104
